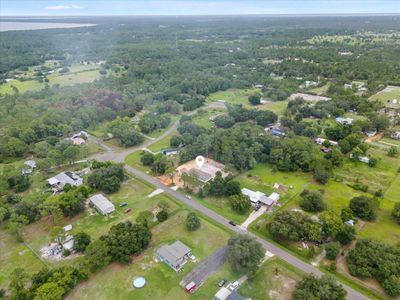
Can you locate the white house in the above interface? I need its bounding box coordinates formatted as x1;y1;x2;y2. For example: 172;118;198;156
336;117;354;125
22;160;36;175
89;194;115;215
241;188;279;207
315;137;338;146
391;132;400;140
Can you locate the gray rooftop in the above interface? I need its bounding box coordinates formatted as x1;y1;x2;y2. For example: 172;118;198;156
156;240;191;266
89;194;115;213
189;168;212;183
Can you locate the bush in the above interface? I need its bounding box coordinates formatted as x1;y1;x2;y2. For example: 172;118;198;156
63;249;71;257
73;232;91;252
349;196;378;221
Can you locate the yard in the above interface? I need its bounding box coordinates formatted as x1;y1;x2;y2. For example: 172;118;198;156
239;257;303;300
66;209;231;300
369;85;400;108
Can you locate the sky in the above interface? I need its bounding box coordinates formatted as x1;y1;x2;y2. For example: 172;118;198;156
1;0;400;16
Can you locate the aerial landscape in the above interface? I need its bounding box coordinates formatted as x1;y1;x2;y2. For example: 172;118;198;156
0;1;400;299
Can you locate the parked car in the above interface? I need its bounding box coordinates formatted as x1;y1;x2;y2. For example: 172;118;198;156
188;253;196;261
254;204;261;211
119;202;128;207
185;281;196;293
228;220;236;226
218;279;227;287
229;281;239;291
124;208;131;214
186;195;192;200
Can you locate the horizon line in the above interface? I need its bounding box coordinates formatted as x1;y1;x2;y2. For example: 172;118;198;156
2;13;400;18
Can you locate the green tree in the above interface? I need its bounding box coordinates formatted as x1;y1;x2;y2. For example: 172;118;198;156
392;203;400;223
349;196;378;221
185;212;201;231
73;232;91;252
136;210;154;227
8;268;29;300
140;152;154;166
228;194;251;214
321;210;344;237
335;225;356;245
84;239;111;272
325;242;341;260
227;235;264;276
299;189;326;212
156;209;169;222
63;146;80;164
293;275;346;300
388;146;398;157
34;282;64;300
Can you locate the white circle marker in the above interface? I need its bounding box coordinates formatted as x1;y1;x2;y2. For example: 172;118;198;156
196;156;205;169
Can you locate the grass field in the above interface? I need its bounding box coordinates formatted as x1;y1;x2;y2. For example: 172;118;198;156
369;85;400;108
192;108;226;129
309;83;330;95
385;174;400;203
0;63;103;94
240;257;303;300
206;89;288;116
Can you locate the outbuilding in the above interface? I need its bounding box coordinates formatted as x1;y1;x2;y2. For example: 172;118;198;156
89;194;115;215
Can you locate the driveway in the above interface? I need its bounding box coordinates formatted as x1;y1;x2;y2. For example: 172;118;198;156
180;246;228;288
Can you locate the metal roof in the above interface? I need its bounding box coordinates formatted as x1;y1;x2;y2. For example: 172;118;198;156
89;194;115;214
156;240;191;267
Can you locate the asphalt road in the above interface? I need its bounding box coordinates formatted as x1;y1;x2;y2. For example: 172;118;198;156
92;104;369;300
180;246;228;288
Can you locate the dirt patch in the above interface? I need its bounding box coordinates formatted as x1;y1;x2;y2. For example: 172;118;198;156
366;132;384;143
268;274;297;300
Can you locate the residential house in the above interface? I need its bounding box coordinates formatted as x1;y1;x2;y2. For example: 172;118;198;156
344;83;353;90
22;160;36;175
47;171;83;191
241;188;279;207
89;194;115;215
315;137;338;146
72;137;86;145
304;80;319;88
335;117;354;125
365;130;377;137
156;240;192;271
265;127;286;137
189;168;213;183
161;148;178;156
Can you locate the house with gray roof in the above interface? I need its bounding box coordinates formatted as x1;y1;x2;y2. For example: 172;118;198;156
156;240;192;271
47;171;83;191
89;194;115;215
189;168;213;183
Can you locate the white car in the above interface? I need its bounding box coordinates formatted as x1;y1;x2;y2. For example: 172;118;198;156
229;281;239;291
188;253;196;261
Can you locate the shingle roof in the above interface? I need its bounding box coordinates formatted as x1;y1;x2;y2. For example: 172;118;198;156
156;240;191;266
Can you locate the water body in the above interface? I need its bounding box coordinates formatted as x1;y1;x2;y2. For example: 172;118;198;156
0;22;95;32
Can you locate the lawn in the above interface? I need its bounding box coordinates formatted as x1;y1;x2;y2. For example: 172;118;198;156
309;83;330;95
66;209;231;300
206;89;288;117
0;229;45;290
385;174;400;203
192;108;226;129
239;257;303;300
0;63;103;95
369;85;400;108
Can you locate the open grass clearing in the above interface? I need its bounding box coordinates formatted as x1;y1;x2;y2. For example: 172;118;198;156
239;257;303;300
369;85;400;108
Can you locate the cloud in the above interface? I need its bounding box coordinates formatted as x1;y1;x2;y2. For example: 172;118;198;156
45;5;83;10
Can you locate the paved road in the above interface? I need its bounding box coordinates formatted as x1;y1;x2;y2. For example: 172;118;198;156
181;246;228;288
91;104;368;300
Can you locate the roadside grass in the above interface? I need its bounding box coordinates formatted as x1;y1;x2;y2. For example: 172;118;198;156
239;257;303;300
66;209;231;300
192;195;249;225
125;151;151;172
